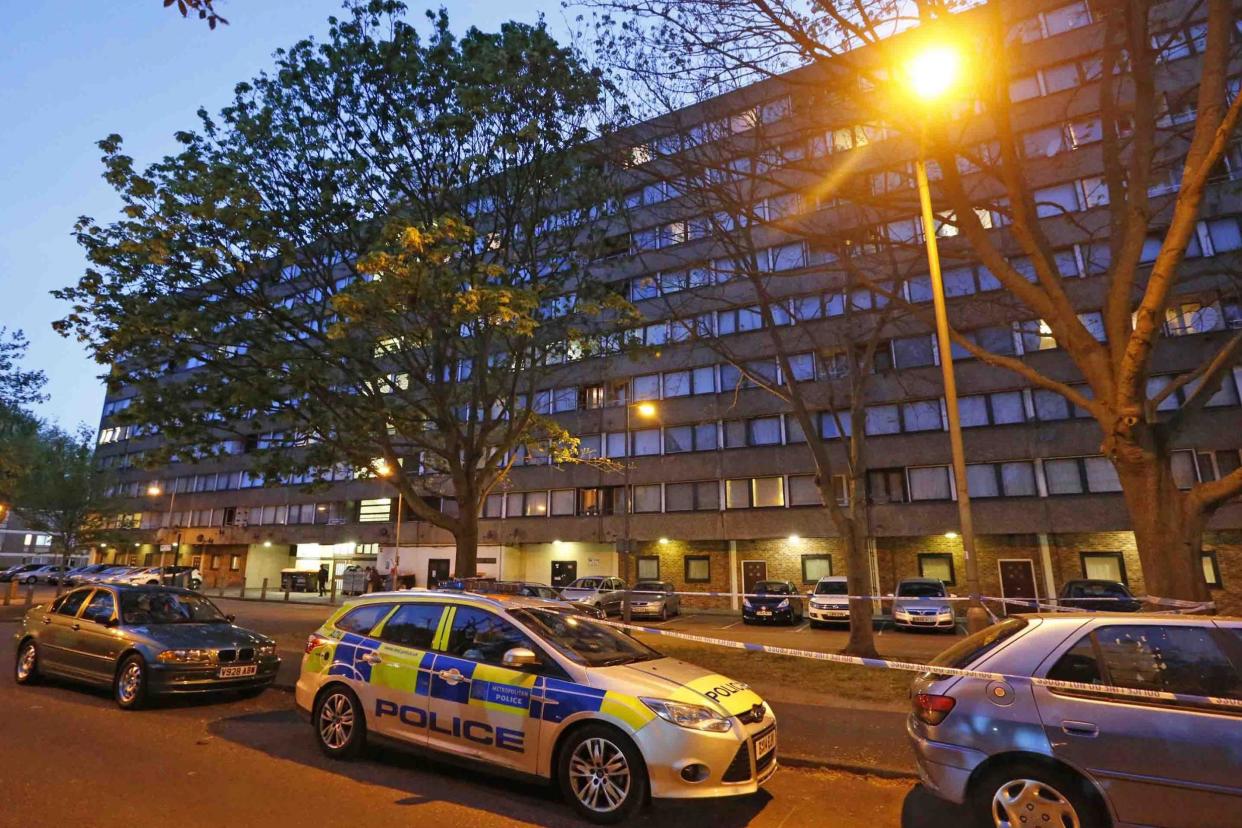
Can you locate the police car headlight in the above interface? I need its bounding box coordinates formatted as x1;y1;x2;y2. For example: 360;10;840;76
776;599;789;609
640;698;733;732
157;648;213;664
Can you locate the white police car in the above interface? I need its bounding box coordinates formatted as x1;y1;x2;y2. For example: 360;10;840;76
296;591;776;822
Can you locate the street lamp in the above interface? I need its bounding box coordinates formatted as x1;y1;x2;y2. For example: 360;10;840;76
622;400;658;622
374;458;402;590
147;483;180;571
902;42;988;633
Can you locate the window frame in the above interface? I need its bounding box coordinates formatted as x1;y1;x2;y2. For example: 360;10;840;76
1202;550;1223;588
1079;551;1128;585
800;554;833;584
917;552;957;586
684;555;712;583
637;556;660;581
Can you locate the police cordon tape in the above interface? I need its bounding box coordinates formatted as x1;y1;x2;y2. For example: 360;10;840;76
593;616;1242;711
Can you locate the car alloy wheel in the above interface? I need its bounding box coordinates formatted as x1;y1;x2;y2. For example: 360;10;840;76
15;641;38;684
115;657;147;709
569;736;632;815
319;691;355;751
991;778;1080;828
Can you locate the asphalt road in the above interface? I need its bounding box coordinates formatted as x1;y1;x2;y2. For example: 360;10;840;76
0;631;969;827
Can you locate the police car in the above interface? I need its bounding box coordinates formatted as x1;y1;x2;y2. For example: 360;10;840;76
296;591;776;822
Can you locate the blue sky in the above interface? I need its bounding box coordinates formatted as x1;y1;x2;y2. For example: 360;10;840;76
0;0;563;430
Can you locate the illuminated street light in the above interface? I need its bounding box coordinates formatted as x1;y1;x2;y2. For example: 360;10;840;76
636;402;657;419
146;484;162;497
900;40;986;633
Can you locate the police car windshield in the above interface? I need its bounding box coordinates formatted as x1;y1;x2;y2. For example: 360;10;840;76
814;581;848;595
509;608;661;667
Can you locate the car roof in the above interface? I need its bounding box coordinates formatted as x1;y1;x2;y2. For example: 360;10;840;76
1015;611;1241;623
897;577;942;584
817;575;847;581
343;589;565;612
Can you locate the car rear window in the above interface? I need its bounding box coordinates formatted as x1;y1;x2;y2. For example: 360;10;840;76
929;617;1028;671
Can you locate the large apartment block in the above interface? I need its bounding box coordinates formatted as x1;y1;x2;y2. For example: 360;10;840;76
91;0;1242;613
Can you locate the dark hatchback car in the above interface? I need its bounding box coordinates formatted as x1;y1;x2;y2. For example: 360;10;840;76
743;580;805;625
1056;579;1143;612
13;585;279;709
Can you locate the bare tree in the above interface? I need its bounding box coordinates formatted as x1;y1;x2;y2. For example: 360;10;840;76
583;0;1242;603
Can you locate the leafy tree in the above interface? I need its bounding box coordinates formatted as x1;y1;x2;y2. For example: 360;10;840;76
0;328;47;506
583;0;1242;603
164;0;227;29
56;2;634;579
10;425;117;587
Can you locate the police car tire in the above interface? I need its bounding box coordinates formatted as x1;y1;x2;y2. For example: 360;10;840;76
970;760;1109;828
314;685;366;760
557;724;648;824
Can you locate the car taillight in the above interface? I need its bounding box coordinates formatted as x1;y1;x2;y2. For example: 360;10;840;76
913;693;956;726
305;633;330;654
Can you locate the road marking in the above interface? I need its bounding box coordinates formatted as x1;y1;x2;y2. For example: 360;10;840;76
718;621;741;629
794;623;810;633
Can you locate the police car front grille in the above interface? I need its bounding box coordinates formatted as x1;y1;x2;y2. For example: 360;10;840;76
755;745;775;774
736;704;766;725
721;743;751;782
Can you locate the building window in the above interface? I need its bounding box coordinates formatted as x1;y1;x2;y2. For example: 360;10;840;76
550;489;576;516
918;553;956;586
631;429;661;456
908;466;953;501
358;498;393;523
637;556;660;581
229;555;241;572
1202;551;1223;588
726;477;784;509
801;555;832;583
1044;456;1122;494
966;462;1038;498
1080;551;1127;584
665;481;719;512
210;554;221;570
685;555;711;583
483;495;504;518
867;469;908;504
664;423;718;454
505;491;548;517
958;391;1027;427
632;484;662;513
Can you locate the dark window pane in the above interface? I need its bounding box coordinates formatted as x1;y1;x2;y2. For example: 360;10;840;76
336;603;394;635
381;603;444;649
1047;635;1103;685
444;606;535;664
56;589;91;617
82;591;116;624
1095;625;1242;699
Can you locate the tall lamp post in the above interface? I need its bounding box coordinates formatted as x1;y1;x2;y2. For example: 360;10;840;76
903;44;988;633
374;460;401;591
146;483;181;571
621;400;658;623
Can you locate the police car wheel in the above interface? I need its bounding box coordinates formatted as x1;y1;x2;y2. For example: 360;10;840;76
315;685;366;759
559;724;647;823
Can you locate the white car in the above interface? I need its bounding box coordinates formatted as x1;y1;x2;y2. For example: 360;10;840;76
297;591;777;822
807;576;851;627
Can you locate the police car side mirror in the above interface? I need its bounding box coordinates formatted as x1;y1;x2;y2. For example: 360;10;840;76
502;647;540;669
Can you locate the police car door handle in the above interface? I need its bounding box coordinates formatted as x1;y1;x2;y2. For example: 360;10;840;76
360;652;382;665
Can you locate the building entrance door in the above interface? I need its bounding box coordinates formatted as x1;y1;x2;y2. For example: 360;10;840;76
741;560;767;596
550;560;578;588
427;558;451;589
998;559;1038;615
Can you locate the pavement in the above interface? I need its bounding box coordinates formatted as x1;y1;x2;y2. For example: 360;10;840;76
0;587;962;777
0;629;970;827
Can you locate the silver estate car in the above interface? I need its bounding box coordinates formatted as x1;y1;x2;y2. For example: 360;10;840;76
628;581;680;620
559;576;629;616
908;614;1242;828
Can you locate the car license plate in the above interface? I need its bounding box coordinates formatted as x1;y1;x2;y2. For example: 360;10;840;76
754;729;776;759
218;664;258;678
758;609;772;616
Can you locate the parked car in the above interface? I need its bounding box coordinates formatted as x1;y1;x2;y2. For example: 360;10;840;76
891;577;956;631
1056;579;1143;612
0;563;46;583
909;613;1242;828
106;566;157;584
742;580;804;625
14;584;279;709
463;580;607;619
298;591;777;822
559;576;629;615
60;564;112;586
118;566;203;590
807;576;850;627
629;581;681;620
13;565;65;586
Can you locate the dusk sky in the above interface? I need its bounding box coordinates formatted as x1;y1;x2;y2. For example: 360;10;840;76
0;0;566;431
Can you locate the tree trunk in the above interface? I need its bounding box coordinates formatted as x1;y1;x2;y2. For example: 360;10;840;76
841;516;879;658
1113;451;1211;604
452;520;480;581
